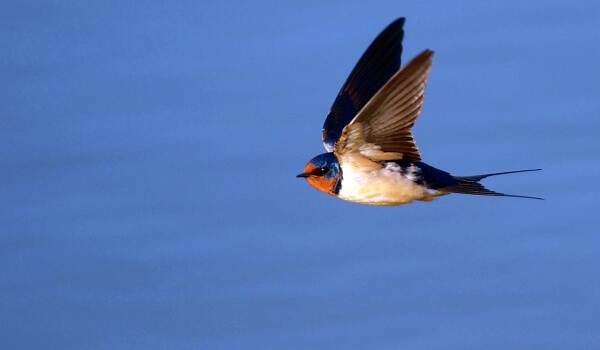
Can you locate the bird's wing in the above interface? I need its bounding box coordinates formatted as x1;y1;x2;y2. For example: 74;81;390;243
321;18;404;153
334;50;433;162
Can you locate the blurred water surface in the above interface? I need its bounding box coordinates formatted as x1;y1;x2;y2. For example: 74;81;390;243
1;1;599;349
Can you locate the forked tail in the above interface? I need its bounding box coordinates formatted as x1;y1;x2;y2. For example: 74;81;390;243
445;169;543;200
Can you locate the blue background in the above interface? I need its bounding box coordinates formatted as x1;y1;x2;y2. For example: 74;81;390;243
2;1;599;349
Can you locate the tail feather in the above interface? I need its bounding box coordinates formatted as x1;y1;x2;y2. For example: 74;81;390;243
445;169;543;200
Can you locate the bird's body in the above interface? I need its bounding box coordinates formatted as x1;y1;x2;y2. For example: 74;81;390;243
297;18;541;206
335;158;443;206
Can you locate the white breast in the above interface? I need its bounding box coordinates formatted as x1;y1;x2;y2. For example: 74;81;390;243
337;157;443;206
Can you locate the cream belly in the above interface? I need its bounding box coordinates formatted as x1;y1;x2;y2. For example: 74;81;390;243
337;160;445;206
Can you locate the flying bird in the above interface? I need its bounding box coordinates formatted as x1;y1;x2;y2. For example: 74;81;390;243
297;18;541;206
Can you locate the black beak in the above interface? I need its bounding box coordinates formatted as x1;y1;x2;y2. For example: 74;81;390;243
296;172;309;178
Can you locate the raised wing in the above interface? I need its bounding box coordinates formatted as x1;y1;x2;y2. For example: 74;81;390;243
334;50;433;162
321;18;405;152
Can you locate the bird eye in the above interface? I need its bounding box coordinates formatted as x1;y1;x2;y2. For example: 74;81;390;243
319;166;330;174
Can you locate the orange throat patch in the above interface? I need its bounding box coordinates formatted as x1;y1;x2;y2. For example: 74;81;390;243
302;162;339;195
305;175;338;196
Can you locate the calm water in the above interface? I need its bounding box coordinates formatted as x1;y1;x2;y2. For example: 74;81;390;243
2;1;599;349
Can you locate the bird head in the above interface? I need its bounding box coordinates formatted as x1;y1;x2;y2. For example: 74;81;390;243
296;152;342;195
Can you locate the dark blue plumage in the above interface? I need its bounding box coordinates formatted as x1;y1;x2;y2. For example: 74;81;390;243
322;18;404;152
386;160;542;199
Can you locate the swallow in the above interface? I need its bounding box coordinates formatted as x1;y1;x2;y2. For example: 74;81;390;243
297;18;541;206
